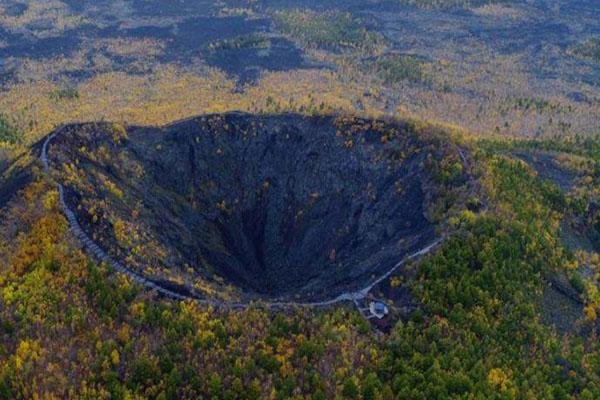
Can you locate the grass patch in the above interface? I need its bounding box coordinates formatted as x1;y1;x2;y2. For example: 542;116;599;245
274;9;385;52
573;37;600;63
49;87;80;101
208;33;271;51
374;54;426;83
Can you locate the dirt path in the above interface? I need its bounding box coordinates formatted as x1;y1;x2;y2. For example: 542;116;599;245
41;126;442;310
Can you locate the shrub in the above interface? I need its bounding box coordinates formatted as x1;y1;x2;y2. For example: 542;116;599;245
49;87;80;101
375;54;426;84
130;356;159;388
0;115;22;145
111;123;128;143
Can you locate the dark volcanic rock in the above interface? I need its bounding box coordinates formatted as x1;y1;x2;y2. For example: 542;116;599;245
50;113;454;301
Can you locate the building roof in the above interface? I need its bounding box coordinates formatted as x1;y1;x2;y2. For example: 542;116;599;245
369;300;389;319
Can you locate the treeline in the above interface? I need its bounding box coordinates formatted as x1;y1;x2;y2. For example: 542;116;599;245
395;0;514;9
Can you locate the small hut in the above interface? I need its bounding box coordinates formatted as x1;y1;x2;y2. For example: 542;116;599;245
369;301;389;319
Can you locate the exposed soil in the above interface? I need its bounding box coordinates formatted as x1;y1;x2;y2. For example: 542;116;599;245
560;220;598;255
542;283;583;336
49;113;461;301
512;150;579;192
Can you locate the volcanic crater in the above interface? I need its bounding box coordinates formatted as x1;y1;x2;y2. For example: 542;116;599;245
49;113;462;301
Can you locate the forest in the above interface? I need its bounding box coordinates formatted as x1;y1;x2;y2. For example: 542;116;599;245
1;114;600;398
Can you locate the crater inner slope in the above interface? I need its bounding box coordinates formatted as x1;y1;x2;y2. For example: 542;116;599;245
50;113;452;301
